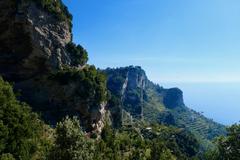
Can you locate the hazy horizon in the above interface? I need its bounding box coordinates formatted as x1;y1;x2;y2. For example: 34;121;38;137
160;82;240;125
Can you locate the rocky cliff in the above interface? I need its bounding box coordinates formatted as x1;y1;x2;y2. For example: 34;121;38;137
0;0;73;81
0;0;107;133
105;66;184;120
162;88;185;109
105;66;226;144
105;66;148;127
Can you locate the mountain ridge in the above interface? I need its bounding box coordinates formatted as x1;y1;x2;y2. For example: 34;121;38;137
104;66;226;148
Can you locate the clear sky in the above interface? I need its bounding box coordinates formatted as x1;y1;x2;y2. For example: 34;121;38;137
63;0;240;83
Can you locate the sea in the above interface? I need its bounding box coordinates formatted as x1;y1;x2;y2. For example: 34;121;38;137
161;82;240;126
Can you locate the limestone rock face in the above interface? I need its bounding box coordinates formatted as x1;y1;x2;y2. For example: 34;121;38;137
105;66;185;127
122;66;147;118
0;0;71;81
105;66;147;127
0;0;107;133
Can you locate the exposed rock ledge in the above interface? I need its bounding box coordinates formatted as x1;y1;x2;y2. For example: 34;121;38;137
0;0;71;81
0;0;107;133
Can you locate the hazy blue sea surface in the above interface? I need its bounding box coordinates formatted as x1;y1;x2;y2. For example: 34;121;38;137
161;82;240;125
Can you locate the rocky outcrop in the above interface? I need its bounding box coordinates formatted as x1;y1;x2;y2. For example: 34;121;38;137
163;88;185;109
104;66;148;127
0;0;107;133
105;66;226;143
0;0;71;81
105;66;147;123
123;66;147;118
105;66;185;126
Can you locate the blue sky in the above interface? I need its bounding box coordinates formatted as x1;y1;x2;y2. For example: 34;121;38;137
63;0;240;83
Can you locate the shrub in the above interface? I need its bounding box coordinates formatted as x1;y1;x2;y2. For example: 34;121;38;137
65;42;88;66
48;116;95;160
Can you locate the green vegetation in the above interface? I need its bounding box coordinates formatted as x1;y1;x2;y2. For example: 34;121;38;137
1;0;235;159
0;76;238;160
31;0;72;21
171;106;226;150
65;42;89;66
143;83;165;123
48;117;200;160
48;116;95;160
205;124;240;160
49;66;108;103
0;77;52;160
105;67;128;96
0;76;201;159
22;0;73;31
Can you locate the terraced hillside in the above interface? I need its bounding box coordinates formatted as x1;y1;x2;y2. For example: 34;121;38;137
171;107;225;140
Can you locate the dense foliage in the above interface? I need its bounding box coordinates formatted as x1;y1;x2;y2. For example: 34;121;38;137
30;0;72;21
0;77;51;160
205;124;240;160
104;67;129;97
49;66;108;103
48;117;200;160
48;117;95;160
21;0;73;31
65;42;89;66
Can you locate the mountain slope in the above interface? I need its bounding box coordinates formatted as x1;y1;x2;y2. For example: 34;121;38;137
104;66;226;148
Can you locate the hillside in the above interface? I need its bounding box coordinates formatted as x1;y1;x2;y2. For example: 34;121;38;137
0;0;232;159
104;66;226;149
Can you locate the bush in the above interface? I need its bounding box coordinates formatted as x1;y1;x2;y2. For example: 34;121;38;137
65;42;88;66
48;116;95;160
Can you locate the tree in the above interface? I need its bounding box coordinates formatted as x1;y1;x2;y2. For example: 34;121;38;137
48;116;95;160
150;139;176;160
205;124;240;160
65;42;88;66
0;77;45;160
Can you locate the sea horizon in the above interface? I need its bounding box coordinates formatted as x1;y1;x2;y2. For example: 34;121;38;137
160;82;240;125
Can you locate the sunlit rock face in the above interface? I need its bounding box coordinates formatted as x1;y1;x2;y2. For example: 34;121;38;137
105;66;147;124
0;0;71;81
123;66;147;118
